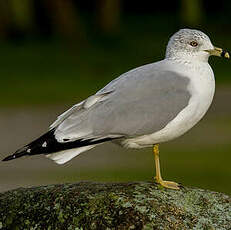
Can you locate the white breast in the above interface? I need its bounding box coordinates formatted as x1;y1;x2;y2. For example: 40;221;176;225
122;61;215;148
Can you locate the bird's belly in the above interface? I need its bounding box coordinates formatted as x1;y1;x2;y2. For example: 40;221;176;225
121;67;215;149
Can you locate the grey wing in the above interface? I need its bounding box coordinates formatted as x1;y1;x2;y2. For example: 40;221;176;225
53;63;191;142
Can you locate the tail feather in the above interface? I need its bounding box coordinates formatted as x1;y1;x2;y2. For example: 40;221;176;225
46;146;95;164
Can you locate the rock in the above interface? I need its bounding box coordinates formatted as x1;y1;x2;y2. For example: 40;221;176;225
0;182;230;229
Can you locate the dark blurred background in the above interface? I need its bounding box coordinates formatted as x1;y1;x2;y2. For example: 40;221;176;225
0;0;231;194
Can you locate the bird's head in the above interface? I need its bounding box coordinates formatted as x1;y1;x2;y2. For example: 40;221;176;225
165;28;230;62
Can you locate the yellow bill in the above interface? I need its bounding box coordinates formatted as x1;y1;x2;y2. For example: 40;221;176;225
206;47;230;59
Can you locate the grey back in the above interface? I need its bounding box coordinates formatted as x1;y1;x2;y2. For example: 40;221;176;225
55;63;191;140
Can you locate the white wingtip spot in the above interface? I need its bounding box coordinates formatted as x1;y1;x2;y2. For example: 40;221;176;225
26;148;31;153
42;141;47;147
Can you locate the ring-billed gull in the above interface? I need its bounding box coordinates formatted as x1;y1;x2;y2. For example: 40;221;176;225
3;29;230;190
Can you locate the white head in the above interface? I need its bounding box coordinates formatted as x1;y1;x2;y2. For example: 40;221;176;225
165;29;229;62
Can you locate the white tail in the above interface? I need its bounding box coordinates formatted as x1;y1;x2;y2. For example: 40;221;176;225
46;145;95;164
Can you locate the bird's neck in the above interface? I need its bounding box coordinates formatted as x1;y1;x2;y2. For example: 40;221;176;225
163;56;213;76
165;51;210;64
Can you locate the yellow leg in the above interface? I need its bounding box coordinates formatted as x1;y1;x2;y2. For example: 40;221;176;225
153;144;180;190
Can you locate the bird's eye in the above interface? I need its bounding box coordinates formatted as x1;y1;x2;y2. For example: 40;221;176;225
190;41;198;47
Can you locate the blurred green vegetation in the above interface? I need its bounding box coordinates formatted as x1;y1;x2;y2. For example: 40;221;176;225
0;0;230;106
1;15;231;106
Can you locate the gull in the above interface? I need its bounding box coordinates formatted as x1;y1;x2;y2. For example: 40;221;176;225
3;29;230;190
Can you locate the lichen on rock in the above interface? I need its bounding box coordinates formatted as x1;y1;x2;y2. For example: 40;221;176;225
0;182;230;229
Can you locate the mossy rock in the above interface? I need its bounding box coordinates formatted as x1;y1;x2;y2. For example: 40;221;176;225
0;182;231;229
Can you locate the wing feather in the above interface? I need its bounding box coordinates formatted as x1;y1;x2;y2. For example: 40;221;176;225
54;62;191;141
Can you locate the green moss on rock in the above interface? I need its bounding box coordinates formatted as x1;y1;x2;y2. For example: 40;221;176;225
0;182;230;229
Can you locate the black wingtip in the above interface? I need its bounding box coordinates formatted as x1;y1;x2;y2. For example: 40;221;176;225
2;148;28;161
2;154;16;161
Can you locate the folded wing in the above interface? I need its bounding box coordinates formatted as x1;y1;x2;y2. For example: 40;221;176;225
3;62;191;164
